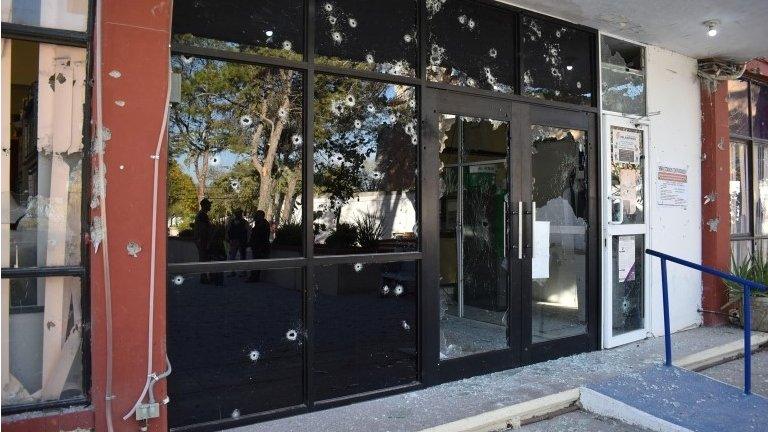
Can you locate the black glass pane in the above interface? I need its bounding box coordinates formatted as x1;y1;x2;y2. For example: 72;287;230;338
313;261;417;400
168;56;304;263
172;0;303;59
427;0;515;93
753;81;768;139
521;16;593;106
167;269;304;427
316;0;418;77
313;74;418;255
728;80;750;136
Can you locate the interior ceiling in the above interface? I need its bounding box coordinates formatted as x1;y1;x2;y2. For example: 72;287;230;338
501;0;768;62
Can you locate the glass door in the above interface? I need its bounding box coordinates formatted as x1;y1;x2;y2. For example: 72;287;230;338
522;106;599;362
422;90;527;381
601;114;650;348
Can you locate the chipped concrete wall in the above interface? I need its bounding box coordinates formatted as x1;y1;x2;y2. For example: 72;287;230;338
646;46;703;334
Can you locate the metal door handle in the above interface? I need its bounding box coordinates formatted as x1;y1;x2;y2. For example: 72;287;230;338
518;201;523;259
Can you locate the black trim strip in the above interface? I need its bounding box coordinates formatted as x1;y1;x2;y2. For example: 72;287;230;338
1;266;86;278
0;397;89;415
1;22;88;47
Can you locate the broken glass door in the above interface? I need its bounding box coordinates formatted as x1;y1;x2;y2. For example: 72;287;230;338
439;114;510;359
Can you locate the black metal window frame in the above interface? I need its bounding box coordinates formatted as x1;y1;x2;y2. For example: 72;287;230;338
729;77;768;257
0;0;95;415
167;0;599;428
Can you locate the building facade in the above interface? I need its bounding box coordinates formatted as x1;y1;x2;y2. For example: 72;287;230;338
1;0;767;431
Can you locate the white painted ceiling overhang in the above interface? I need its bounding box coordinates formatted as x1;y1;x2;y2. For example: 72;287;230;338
501;0;768;61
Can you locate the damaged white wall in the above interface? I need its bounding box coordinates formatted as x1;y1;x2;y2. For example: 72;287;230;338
646;46;703;334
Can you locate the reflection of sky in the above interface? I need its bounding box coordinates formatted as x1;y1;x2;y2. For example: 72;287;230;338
175;151;246;184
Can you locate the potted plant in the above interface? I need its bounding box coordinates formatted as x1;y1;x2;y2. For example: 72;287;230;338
722;252;768;332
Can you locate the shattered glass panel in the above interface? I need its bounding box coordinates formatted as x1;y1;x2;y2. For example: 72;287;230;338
172;0;303;60
313;74;418;255
728;80;750;136
531;126;588;343
521;16;593;106
167;268;303;427
600;36;645;116
426;0;515;93
439;114;509;360
2;0;88;32
315;0;418;77
2;276;84;407
756;144;768;235
752;81;768;140
612;235;644;336
313;261;417;400
168;56;304;263
3;41;85;268
610;126;644;224
729;140;750;235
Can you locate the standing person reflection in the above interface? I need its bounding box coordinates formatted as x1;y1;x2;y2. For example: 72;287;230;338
226;208;249;262
193;198;213;283
247;210;271;282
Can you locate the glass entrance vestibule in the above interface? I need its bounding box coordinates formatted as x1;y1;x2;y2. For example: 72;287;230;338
166;0;599;429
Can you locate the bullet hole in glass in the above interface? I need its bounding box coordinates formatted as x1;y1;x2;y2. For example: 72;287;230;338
353;263;363;272
239;115;253;127
286;329;299;341
381;284;390;295
248;350;260;362
394;284;405;296
173;275;185;286
292;134;303;145
401;321;410;330
231;409;240;419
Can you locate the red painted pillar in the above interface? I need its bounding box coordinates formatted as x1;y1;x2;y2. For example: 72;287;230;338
90;1;171;431
700;80;731;326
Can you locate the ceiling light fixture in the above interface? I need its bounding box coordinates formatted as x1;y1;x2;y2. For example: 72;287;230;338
704;20;719;37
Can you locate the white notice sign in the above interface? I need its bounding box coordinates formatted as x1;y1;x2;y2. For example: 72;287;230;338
617;235;636;283
657;163;688;208
532;221;550;279
612;126;642;165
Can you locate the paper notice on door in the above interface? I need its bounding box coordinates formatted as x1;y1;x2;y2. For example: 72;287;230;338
619;168;638;215
617;235;636;283
532;221;550;279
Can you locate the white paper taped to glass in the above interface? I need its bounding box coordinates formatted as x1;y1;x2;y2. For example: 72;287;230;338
531;202;550;279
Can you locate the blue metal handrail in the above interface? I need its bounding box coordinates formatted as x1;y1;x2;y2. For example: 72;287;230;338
645;249;768;395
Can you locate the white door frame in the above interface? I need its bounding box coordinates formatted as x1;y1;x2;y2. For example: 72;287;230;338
601;114;652;348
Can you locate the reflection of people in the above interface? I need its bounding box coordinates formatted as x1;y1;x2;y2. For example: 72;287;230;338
193;198;212;262
226;209;248;262
247;210;271;282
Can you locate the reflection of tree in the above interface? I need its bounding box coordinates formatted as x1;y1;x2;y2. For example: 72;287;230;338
167;159;198;229
313;75;416;226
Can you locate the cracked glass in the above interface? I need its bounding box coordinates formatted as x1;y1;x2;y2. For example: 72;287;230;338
728;80;750;136
612;235;644;336
315;0;418;77
426;0;515;93
313;261;417;400
168;56;304;263
172;0;303;60
313;74;418;255
521;16;593;106
167;268;304;427
531;125;588;342
3;40;85;269
601;36;645;116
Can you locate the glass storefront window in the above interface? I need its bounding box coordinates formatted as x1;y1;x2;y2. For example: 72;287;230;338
729;140;750;235
610;126;644;224
600;36;645;116
530;125;588;342
612;235;644;336
316;0;417;77
728;80;750;136
166;268;304;427
752;81;768;140
521;16;593;106
313;74;418;255
168;56;304;263
172;0;303;60
1;0;88;32
426;0;515;93
3;40;85;269
313;261;417;400
2;276;84;406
